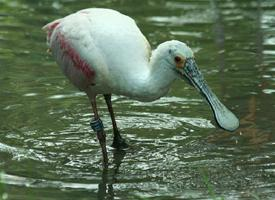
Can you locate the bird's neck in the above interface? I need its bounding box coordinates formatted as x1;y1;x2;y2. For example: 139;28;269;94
127;45;178;101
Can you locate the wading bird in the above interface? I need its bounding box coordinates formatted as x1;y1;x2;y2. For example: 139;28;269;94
43;8;239;167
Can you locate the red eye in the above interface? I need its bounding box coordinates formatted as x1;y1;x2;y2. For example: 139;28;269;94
174;56;182;63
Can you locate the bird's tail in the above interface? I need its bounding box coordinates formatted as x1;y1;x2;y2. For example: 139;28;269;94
42;19;62;46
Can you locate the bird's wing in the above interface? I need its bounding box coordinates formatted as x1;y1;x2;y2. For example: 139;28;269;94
75;9;152;74
43;8;152;93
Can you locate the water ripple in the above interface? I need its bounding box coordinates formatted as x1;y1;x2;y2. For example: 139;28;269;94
147;15;212;26
116;111;214;130
1;174;98;190
0;142;53;163
48;92;85;99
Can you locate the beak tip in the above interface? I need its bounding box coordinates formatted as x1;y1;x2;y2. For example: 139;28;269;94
215;111;240;132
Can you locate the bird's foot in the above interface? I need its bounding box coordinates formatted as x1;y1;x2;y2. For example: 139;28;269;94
112;135;129;150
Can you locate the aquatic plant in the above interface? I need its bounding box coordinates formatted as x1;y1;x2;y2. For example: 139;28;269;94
0;172;8;200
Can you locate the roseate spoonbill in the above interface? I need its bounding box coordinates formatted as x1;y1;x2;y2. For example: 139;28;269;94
43;8;239;167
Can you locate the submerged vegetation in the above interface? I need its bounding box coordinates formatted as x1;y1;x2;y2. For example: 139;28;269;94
199;169;224;200
0;172;8;200
199;168;261;200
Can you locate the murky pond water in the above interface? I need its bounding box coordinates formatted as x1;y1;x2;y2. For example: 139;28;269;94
1;0;275;199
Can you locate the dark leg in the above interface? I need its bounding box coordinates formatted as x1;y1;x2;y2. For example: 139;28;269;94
104;94;128;149
90;97;108;168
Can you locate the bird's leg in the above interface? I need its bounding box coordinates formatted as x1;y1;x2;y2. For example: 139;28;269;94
90;98;108;168
104;94;128;149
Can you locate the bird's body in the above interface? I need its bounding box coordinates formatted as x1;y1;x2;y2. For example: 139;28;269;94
43;8;239;167
44;8;177;101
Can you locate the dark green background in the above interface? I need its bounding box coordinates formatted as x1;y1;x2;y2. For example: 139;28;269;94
0;0;275;199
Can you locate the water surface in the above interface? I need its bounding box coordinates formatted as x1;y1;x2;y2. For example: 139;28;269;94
1;0;275;199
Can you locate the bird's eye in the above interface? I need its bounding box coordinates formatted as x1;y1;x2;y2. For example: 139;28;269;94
174;56;182;63
174;56;185;68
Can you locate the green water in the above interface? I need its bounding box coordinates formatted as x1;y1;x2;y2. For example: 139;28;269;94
1;0;275;199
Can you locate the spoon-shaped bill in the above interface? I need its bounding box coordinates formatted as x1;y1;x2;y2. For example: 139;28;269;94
183;58;239;131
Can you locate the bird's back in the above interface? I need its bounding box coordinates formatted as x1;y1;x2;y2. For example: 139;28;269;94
44;8;151;94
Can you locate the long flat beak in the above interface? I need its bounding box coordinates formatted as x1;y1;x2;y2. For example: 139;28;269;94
182;58;239;131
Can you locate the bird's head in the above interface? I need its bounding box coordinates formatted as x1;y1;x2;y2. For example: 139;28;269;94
161;40;239;131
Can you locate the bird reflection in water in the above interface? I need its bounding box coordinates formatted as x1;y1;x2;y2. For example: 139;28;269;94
97;150;126;200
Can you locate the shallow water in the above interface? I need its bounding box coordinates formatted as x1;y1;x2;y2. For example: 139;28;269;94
1;0;275;199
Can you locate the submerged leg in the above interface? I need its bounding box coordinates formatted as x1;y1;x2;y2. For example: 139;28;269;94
90;97;108;168
104;94;128;149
